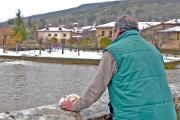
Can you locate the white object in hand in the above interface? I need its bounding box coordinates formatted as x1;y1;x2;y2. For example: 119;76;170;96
59;97;65;106
59;94;80;106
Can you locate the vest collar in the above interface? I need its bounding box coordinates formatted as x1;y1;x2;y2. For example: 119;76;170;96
110;30;139;46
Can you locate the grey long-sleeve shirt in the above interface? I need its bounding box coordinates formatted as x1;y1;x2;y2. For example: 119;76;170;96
72;51;117;111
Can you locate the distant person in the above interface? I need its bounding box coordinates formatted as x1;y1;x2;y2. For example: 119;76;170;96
61;15;177;120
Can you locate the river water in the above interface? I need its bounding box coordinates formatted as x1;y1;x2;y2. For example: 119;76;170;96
0;59;179;113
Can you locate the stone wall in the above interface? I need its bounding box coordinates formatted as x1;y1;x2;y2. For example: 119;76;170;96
0;85;180;120
170;84;180;120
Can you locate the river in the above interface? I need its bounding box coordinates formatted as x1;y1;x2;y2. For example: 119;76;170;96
0;59;179;113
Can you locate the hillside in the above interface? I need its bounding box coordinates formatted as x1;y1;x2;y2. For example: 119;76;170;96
6;0;180;29
23;2;111;21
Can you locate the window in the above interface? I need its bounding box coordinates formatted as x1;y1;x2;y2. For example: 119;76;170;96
61;39;66;43
102;31;105;36
67;40;69;43
54;34;57;37
63;34;66;37
48;34;51;37
109;31;112;38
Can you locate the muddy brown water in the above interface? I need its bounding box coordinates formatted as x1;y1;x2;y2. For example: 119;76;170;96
0;59;179;113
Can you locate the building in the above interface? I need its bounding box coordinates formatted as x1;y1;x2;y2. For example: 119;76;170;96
95;19;180;49
140;19;180;37
38;27;75;44
159;26;180;49
140;18;180;49
95;22;115;48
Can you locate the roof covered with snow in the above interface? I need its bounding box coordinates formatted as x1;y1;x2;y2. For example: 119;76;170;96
159;26;180;32
75;26;95;33
96;22;161;30
38;27;73;32
81;26;95;30
166;18;180;24
72;23;78;25
96;22;116;28
138;22;161;30
88;28;96;32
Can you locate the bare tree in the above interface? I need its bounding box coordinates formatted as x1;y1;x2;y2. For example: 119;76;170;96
141;28;170;50
33;30;43;55
0;25;12;53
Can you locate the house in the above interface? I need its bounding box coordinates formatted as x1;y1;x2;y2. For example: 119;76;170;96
138;22;161;36
95;22;116;48
159;26;180;49
38;27;75;44
69;25;96;45
140;18;180;36
140;18;180;49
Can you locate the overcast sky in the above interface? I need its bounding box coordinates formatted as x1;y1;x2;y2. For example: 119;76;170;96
0;0;117;22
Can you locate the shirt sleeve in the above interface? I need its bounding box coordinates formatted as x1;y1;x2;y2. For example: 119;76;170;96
72;51;117;111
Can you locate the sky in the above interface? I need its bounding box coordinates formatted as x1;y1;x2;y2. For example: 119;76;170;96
0;0;117;22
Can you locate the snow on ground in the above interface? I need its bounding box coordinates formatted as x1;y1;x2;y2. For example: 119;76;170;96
163;57;180;63
0;48;180;63
0;48;102;59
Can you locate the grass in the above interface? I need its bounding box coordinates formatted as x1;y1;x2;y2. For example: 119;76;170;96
164;61;180;70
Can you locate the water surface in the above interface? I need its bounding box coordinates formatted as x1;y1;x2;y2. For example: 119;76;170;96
0;59;179;113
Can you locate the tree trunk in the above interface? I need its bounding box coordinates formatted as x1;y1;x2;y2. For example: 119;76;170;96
70;41;72;52
49;44;51;53
78;41;80;56
62;43;64;54
16;43;18;54
3;37;6;53
39;43;41;55
3;38;6;53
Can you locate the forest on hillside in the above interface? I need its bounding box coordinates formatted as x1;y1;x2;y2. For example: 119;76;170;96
5;0;180;29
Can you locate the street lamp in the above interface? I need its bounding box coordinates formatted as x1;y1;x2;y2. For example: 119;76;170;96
72;35;83;56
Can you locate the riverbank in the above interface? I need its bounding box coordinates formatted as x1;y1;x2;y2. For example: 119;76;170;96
0;54;180;66
0;84;179;120
0;55;100;65
0;48;180;65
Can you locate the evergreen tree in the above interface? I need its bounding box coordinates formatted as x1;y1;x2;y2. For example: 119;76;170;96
7;18;15;25
32;21;36;36
59;18;62;25
12;9;28;43
99;18;106;24
87;12;96;25
126;10;131;15
28;17;32;29
39;18;46;29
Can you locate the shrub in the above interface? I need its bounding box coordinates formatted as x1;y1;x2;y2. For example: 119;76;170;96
99;37;112;49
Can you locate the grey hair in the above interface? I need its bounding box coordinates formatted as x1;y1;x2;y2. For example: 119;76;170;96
113;15;139;34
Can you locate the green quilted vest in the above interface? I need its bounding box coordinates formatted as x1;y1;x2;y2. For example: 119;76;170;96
104;30;176;120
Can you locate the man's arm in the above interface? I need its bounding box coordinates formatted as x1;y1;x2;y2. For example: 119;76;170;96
72;51;117;111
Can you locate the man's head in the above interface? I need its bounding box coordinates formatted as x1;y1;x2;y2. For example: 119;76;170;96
112;15;139;41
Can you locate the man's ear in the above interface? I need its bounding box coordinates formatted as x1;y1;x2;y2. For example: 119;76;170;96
116;27;120;37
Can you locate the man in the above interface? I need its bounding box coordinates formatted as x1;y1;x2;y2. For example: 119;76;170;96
61;15;177;120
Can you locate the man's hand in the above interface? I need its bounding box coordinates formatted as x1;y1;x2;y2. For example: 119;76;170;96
61;100;74;111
